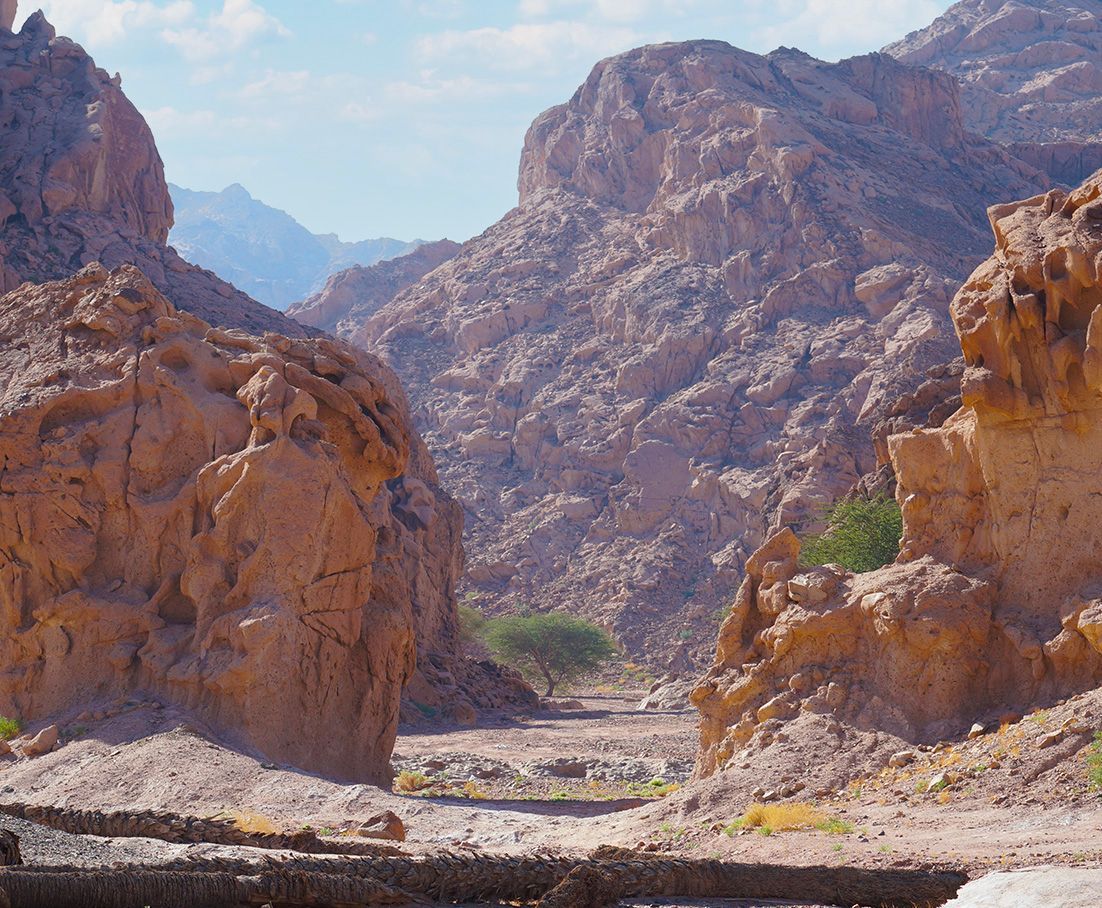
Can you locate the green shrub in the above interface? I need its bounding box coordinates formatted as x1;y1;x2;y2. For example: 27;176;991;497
800;495;902;573
0;716;21;740
482;612;617;697
1087;731;1102;791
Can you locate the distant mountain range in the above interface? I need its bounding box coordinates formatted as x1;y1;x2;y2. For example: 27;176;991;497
168;183;423;310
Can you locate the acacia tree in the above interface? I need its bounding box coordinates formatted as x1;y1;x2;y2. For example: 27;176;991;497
482;612;617;697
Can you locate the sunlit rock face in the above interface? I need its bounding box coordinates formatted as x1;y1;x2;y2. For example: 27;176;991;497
694;172;1102;777
356;40;1053;663
0;263;466;783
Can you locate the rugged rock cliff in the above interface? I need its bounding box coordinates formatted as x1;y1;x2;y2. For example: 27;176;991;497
694;171;1102;775
290;240;461;337
886;0;1102;147
0;10;306;338
358;42;1053;660
0;263;469;783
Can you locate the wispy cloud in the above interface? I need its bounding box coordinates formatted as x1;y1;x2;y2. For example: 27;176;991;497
416;21;642;72
36;0;194;45
750;0;944;51
161;0;289;61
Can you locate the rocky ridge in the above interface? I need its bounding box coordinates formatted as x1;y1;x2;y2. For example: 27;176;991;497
693;170;1102;775
0;263;465;783
885;0;1102;147
357;41;1055;662
289;239;461;337
0;10;307;338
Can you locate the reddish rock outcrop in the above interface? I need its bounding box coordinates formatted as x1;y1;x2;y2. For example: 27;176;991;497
0;263;466;783
357;42;1053;661
886;1;1102;147
693;172;1102;775
0;10;307;338
289;240;460;337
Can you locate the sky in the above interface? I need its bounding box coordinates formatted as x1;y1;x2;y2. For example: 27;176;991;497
20;1;955;243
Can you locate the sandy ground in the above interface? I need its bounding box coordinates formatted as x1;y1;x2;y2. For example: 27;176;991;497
1;690;1101;905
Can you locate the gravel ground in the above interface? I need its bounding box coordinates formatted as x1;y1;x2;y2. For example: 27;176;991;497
4;816;202;867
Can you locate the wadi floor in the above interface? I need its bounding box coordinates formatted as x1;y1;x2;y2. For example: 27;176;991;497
2;690;1102;905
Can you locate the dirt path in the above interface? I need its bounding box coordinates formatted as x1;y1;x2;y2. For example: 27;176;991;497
0;692;1100;880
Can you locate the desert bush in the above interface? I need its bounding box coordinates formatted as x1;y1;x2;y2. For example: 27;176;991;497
800;495;902;573
395;770;433;793
482;612;617;697
0;716;21;740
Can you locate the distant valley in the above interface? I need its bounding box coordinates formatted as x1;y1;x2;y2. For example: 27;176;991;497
168;183;427;310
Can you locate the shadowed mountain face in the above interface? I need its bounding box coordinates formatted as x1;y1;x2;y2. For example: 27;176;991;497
0;13;308;338
169;183;423;311
353;41;1058;665
885;0;1102;146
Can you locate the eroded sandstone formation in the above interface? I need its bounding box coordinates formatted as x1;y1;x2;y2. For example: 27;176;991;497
357;42;1055;660
0;263;467;783
693;172;1102;775
0;10;306;338
886;1;1102;148
289;240;461;338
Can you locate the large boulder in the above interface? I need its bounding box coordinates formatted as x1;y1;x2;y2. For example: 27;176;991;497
694;171;1102;775
0;263;464;783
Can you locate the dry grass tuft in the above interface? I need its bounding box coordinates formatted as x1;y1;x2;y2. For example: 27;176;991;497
223;809;282;835
739;801;824;831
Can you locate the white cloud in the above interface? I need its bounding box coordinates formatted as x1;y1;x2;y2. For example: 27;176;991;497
416;21;642;72
518;0;696;22
35;0;193;45
162;0;289;62
751;0;944;52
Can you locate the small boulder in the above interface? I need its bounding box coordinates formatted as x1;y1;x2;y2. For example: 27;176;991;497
349;810;405;842
967;723;985;739
888;750;915;768
1037;730;1064;749
21;725;58;757
0;740;11;757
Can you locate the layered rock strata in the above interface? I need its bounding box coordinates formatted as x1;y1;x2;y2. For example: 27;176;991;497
0;10;307;338
358;42;1054;660
694;172;1102;775
0;263;464;783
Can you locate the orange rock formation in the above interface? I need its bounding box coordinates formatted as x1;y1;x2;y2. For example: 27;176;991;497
0;263;463;783
694;171;1102;775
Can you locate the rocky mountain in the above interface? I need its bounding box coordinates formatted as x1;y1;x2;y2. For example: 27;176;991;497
0;12;306;338
695;170;1102;774
885;0;1102;147
289;239;461;337
356;41;1058;663
169;183;424;311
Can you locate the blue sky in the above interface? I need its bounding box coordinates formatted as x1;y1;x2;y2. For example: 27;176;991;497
23;1;954;243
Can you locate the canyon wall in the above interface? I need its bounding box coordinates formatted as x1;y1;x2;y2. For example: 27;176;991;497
355;42;1053;661
694;172;1102;775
